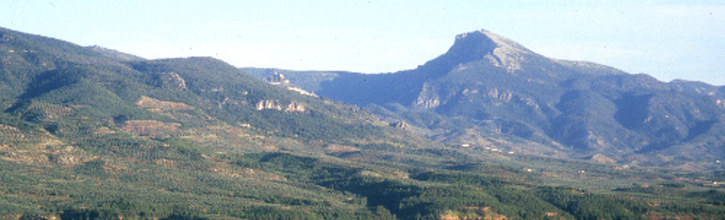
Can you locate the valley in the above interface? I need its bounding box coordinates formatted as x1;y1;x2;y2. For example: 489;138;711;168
0;27;723;219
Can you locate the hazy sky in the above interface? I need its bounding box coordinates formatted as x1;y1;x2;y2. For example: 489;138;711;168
2;1;724;85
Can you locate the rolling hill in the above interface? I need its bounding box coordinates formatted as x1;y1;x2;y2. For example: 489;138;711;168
1;27;724;219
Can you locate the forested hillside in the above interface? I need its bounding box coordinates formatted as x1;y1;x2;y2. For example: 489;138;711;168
1;27;724;219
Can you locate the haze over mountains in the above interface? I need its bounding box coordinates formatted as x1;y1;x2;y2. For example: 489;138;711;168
246;29;725;169
1;26;724;219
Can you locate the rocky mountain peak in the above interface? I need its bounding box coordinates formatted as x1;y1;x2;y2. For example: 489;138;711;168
466;30;528;49
445;30;498;62
458;30;538;72
451;30;532;58
420;30;539;74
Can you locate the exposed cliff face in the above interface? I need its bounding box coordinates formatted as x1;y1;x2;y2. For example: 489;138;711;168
475;30;534;73
247;29;725;168
285;101;306;112
414;83;442;109
418;30;543;78
255;100;305;112
256;99;283;111
157;72;187;89
262;72;317;97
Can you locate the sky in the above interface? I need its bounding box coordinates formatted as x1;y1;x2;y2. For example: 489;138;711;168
1;1;724;85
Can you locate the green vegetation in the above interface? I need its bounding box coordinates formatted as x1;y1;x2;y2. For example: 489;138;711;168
5;150;723;219
1;26;724;219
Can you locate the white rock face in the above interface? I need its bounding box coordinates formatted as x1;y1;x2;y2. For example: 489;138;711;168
160;72;187;89
263;72;317;97
415;97;440;109
479;30;533;73
486;88;513;102
287;87;317;97
255;100;305;112
414;83;442;109
285;101;306;112
256;100;282;111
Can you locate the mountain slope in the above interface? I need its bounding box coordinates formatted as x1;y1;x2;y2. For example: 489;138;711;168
0;26;437;219
245;30;725;169
3;27;725;219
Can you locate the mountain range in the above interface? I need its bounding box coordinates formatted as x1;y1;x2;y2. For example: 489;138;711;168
1;26;724;219
0;26;442;219
245;29;725;169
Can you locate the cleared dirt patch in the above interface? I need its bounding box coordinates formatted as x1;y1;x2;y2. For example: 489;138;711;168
136;95;193;113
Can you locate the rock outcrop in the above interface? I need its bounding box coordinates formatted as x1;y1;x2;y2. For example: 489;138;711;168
157;72;187;89
265;72;291;85
256;100;305;112
285;101;306;112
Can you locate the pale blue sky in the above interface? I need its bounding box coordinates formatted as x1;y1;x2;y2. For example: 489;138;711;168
2;1;724;85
